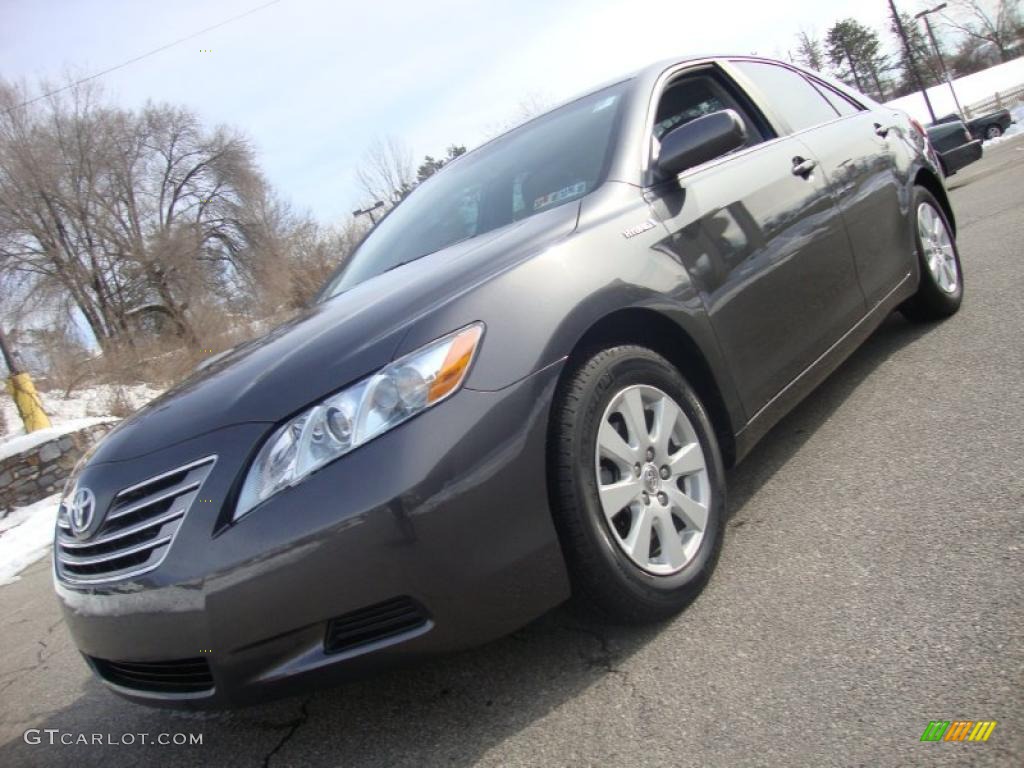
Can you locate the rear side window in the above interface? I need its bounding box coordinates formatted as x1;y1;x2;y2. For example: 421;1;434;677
809;78;862;117
731;60;840;133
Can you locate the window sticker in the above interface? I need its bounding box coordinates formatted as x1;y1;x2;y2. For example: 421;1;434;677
533;181;587;211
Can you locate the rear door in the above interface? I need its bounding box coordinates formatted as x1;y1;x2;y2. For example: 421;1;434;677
644;63;867;417
731;60;909;307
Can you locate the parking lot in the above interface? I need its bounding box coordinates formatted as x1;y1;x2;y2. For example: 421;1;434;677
1;134;1021;768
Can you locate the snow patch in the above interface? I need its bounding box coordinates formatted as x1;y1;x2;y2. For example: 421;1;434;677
886;58;1024;124
0;386;165;587
1;383;162;442
0;417;115;463
0;493;60;585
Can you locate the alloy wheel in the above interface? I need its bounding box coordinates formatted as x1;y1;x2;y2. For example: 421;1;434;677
917;202;958;295
594;384;710;575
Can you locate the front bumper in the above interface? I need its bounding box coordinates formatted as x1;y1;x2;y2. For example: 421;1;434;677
55;361;570;708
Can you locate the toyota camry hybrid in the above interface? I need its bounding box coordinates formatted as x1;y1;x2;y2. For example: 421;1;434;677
54;55;963;708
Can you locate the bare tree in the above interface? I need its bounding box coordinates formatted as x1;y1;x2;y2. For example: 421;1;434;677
0;77;278;351
484;91;554;138
0;79;124;349
243;193;357;312
355;136;415;206
941;0;1022;62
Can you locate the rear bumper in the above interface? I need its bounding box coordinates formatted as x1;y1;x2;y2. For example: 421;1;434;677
55;360;571;709
938;139;982;176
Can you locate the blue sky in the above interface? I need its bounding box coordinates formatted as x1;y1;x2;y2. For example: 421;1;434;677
1;0;893;223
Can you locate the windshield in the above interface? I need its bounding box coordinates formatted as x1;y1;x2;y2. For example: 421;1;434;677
322;82;628;298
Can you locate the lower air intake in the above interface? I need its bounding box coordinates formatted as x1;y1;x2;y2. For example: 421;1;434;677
90;656;214;694
324;596;429;654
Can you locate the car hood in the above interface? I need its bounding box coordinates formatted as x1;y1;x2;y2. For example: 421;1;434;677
90;203;580;464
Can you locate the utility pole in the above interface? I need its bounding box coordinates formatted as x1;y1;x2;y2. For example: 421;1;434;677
889;0;938;123
916;3;965;119
1;324;51;432
352;200;385;226
0;325;18;375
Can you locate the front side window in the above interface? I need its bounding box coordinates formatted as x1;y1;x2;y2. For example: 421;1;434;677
654;69;767;146
731;60;840;133
654;76;730;139
322;82;627;298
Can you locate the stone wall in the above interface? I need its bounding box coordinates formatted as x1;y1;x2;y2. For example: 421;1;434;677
0;422;115;512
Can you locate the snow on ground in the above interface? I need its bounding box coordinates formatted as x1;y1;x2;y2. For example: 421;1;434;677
0;383;162;441
0;384;164;586
0;417;116;463
886;58;1024;124
0;493;60;585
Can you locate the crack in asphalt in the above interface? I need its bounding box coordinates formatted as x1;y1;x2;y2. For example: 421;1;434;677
262;696;312;767
35;619;64;666
560;620;663;735
0;621;66;695
0;663;40;681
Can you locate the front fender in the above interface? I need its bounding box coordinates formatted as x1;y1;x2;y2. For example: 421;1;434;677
394;182;744;431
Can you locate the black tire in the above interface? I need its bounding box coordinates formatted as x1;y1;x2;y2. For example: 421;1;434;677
900;186;963;323
985;124;1002;140
548;345;726;623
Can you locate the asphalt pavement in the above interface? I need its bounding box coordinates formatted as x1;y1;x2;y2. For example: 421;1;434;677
1;135;1021;767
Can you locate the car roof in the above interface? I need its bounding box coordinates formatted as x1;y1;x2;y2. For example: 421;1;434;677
444;55;848;186
466;55;724;150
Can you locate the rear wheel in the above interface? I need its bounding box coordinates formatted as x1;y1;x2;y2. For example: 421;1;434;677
900;187;963;322
549;345;726;623
985;124;1003;140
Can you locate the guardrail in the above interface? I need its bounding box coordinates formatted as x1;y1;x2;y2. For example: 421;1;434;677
964;85;1024;118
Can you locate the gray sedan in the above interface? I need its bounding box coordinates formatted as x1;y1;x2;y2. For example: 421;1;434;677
54;55;962;709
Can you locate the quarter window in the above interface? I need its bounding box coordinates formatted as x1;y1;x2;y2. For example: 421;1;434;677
732;60;840;133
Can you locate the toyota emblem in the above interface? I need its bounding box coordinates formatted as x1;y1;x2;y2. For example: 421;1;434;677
68;487;96;536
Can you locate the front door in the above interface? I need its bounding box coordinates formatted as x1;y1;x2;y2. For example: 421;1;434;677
645;63;867;417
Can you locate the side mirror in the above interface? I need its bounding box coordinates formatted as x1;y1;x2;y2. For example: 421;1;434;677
656;109;748;178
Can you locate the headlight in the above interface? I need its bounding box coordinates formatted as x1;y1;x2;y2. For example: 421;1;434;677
234;322;484;520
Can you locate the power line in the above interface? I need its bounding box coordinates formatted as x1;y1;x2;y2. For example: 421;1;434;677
5;0;282;114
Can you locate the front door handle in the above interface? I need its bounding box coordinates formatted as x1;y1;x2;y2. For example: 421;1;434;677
874;122;890;138
791;156;816;178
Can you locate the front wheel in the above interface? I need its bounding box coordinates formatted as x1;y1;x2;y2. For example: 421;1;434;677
985;124;1003;140
900;187;963;322
549;346;726;623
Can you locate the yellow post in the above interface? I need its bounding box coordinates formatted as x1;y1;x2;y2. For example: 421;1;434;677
6;372;51;432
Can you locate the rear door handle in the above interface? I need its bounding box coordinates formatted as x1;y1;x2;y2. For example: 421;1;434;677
791;157;816;178
874;122;890;138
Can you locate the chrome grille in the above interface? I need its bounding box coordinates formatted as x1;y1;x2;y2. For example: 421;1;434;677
56;456;216;584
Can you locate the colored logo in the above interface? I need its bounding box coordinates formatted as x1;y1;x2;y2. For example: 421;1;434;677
920;720;997;742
